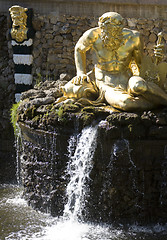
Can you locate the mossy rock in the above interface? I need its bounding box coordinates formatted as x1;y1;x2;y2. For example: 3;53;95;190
78;112;95;127
106;112;140;126
122;123;146;139
81;106;96;113
24;105;37;120
63;103;80;113
31;115;41;128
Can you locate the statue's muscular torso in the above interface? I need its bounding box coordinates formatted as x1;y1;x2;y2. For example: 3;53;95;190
75;27;142;74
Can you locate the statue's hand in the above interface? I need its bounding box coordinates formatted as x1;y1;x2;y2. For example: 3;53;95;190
72;74;90;85
154;43;164;60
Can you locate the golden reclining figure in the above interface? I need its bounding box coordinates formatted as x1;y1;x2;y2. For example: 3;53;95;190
57;12;167;111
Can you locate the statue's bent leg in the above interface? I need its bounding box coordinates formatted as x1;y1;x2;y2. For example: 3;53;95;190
128;76;147;95
128;76;167;106
102;84;154;111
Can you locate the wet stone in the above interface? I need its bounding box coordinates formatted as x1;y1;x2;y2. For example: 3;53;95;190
21;89;46;100
31;96;55;107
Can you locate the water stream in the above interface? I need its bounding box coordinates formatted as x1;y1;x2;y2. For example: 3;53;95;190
63;125;98;221
1;125;167;239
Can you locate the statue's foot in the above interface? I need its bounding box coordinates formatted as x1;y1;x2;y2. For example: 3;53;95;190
55;97;76;108
55;96;67;104
64;98;76;104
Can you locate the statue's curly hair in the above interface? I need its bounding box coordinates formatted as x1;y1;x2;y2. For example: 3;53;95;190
98;12;124;27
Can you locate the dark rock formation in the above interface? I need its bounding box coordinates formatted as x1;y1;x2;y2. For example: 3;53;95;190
0;15;16;183
87;112;167;224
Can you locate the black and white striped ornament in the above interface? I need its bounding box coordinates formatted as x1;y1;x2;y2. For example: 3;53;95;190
9;7;35;102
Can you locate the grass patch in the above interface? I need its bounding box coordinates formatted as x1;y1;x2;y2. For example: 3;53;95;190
10;102;21;135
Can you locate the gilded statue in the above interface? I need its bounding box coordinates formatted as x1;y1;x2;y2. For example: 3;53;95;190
9;5;28;42
57;12;167;111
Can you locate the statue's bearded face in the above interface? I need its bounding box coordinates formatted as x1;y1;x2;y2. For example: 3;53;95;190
99;19;124;50
11;12;27;29
9;6;28;42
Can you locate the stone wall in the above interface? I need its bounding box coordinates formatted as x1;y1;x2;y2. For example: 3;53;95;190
29;14;167;83
1;1;167;19
0;15;16;183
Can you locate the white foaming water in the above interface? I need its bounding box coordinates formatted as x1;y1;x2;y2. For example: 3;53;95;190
6;196;27;206
32;220;126;240
63;125;98;221
33;219;90;240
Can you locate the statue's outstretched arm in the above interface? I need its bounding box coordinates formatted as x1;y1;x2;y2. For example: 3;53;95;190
74;28;98;84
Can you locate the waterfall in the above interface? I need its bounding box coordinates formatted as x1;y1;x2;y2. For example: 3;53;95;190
63;125;98;221
15;123;23;185
110;139;144;212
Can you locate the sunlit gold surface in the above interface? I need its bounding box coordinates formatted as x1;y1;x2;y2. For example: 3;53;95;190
57;12;167;111
9;5;28;42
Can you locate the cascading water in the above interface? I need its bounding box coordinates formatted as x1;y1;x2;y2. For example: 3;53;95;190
63;125;98;221
110;139;144;212
15;123;23;185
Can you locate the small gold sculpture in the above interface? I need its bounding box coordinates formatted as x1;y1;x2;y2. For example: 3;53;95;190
57;12;167;111
9;5;28;42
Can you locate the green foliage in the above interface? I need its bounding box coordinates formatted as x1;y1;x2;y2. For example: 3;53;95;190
25;105;36;119
57;106;64;120
10;102;21;135
35;72;43;87
128;124;133;132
